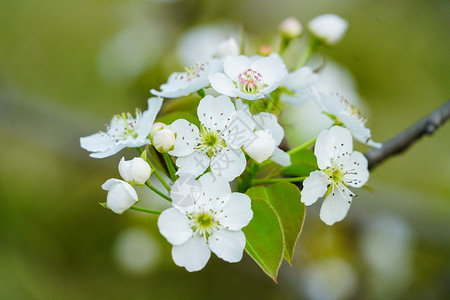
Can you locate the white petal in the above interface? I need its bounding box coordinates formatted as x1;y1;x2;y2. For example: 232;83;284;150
197;95;235;131
314;126;353;169
89;144;125;159
342;151;369;188
209;229;246;263
80;132;115;153
198;173;231;200
282;67;317;91
209;73;239;98
172;235;211;272
319;188;352;225
271;147;291;166
243;130;276;163
251;53;288;88
168;119;199;157
301;171;330;206
210;148;246;181
175;152;210;178
223;55;252;82
253;112;284;145
102;179;138;214
222;110;256;149
158;208;193;246
137;97;163;138
170;173;203;209
217;193;253;230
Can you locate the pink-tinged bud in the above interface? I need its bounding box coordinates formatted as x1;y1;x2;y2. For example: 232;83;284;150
280;17;303;39
244;130;276;163
308;14;348;45
215;37;240;58
150;122;167;139
258;45;273;56
153;128;175;153
119;157;151;185
102;179;138;214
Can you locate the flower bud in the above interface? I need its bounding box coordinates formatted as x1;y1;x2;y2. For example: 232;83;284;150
150;122;167;139
102;179;138;214
153;128;176;153
244;130;276;163
119;157;151;185
258;45;273;56
308;14;348;45
214;37;240;58
280;17;302;39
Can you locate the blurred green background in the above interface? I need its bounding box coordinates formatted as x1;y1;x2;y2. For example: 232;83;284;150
0;0;449;299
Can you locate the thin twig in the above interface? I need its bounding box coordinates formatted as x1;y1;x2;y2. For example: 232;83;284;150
365;100;450;170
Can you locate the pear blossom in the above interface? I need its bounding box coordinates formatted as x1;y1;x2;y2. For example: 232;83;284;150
280;66;318;105
153;128;176;153
150;122;167;139
80;97;163;158
158;173;253;272
168;95;255;181
308;14;348;46
102;179;139;214
301;126;369;225
214;37;240;58
151;59;222;98
316;92;382;148
209;53;288;100
119;157;151;185
280;17;302;39
243;130;276;163
252;112;291;166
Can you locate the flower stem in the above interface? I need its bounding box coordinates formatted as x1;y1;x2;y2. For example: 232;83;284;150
129;205;161;215
163;153;177;182
238;162;259;192
296;38;320;69
287;137;317;155
138;147;171;192
145;181;172;202
252;176;307;184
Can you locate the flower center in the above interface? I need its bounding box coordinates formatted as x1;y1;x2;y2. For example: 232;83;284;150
237;69;265;94
174;62;207;82
110;110;141;140
340;97;367;123
196;128;226;157
191;211;219;238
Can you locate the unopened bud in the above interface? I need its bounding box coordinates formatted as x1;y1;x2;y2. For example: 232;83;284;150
102;179;138;214
280;17;302;39
150;122;167;139
119;157;151;185
244;130;276;163
258;45;273;56
215;37;240;58
153;128;175;153
308;14;348;45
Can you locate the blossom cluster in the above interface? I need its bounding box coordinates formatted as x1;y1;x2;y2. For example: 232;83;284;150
80;14;379;274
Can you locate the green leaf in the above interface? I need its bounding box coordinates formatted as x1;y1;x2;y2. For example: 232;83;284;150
243;198;284;282
282;149;318;177
247;182;305;265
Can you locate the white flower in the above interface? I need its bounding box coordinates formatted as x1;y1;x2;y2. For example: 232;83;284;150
308;14;348;46
244;130;276;163
280;66;318;105
168;95;255;181
253;112;291;166
316;92;381;148
80;97;163;158
209;53;288;100
280;17;302;39
153;128;176;153
150;122;167;139
102;179;139;214
151;59;222;98
158;173;253;272
301;126;369;225
214;37;240;58
119;157;151;185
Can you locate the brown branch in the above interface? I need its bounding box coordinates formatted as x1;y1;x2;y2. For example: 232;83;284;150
365;100;450;170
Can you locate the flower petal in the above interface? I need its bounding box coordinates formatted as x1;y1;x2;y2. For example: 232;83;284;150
210;148;246;181
251;53;288;88
137;97;163;138
342;151;369;188
168;119;199;157
253;112;284;145
319;188;352;225
170;173;203;209
223;55;252;82
301;171;330;206
314;126;353;169
175;151;210;178
197;95;235;131
271;147;291;166
90;144;125;159
216;193;253;230
80;132;115;153
172;235;211;272
209;229;246;263
158;208;193;245
198;173;231;200
209;73;239;98
222;110;255;149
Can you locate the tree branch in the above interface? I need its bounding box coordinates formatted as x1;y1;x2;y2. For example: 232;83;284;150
365;100;450;170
